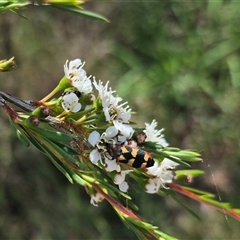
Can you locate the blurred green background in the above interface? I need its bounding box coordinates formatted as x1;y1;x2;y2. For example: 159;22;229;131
1;1;240;239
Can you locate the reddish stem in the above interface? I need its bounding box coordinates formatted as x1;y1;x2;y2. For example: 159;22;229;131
168;183;240;221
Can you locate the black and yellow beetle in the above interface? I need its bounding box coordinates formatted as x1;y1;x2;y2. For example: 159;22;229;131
106;143;154;169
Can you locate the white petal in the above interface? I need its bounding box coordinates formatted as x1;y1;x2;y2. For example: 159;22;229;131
117;135;128;143
104;158;121;172
119;181;129;192
69;58;82;70
113;121;134;139
160;171;174;183
89;149;101;165
145;162;160;176
114;173;125;185
161;158;179;168
64;60;70;77
61;92;81;112
71;103;81;113
102;95;110;108
120;110;131;122
144;120;169;147
105;126;118;138
145;178;160;194
82;78;93;93
103;107;111;122
114;170;133;184
73;77;93;93
88;131;100;146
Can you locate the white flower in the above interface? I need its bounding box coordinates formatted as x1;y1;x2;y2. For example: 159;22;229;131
61;91;81;112
90;192;105;207
93;79;132;124
64;59;92;93
64;58;85;83
93;79;110;98
103;96;131;123
98;122;134;144
146;158;178;177
76;78;92;94
88;130;121;171
144;120;168;147
88;130;120;166
145;158;179;193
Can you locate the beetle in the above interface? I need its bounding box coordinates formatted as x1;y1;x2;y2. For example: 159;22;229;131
106;143;154;169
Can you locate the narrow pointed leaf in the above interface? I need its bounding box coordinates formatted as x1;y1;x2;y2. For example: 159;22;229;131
176;169;205;177
42;149;74;184
157;152;190;167
29;126;73;142
9;119;30;147
170;192;201;221
51;5;109;22
42;138;82;167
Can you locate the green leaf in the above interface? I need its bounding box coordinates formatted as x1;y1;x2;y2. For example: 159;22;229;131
199;196;231;209
170;192;201;221
176;169;205;177
27;126;80;155
157;151;190;167
51;5;109;22
0;2;29;12
183;186;216;198
20;127;76;183
9;119;30;147
154;230;178;240
20;126;50;154
56;141;80;156
42;138;82;167
164;150;202;162
42;149;74;184
127;218;158;230
29;126;73;143
71;172;86;186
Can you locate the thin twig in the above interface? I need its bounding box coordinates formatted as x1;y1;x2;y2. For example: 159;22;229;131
0;90;35;112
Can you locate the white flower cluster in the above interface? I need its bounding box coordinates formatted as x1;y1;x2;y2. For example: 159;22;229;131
88;129;132;194
93;79;133;142
88;79;135;197
145;158;178;193
143;120;179;193
61;59;92;112
61;59;179;205
64;59;92;94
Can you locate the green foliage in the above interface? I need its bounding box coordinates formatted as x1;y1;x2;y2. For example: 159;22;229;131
1;56;240;239
0;0;108;22
1;1;240;239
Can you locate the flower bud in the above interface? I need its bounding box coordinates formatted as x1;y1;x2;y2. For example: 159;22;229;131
24;115;40;127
